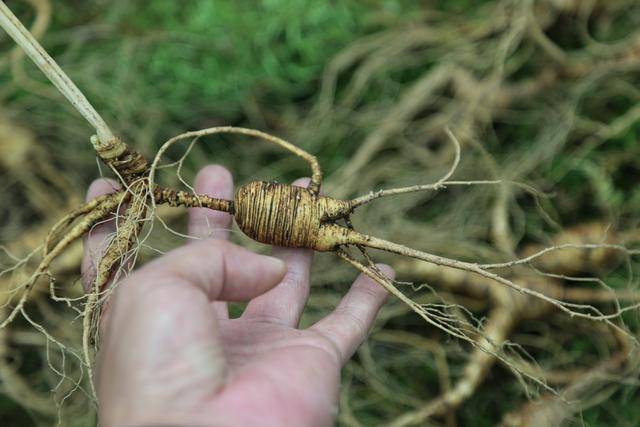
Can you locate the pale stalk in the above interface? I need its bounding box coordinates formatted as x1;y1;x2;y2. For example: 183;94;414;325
0;0;114;143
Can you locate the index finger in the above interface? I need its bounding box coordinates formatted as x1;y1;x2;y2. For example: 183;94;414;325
188;165;234;241
81;178;120;292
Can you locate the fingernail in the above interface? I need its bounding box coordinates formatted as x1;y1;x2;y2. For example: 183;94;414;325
376;264;395;280
262;255;287;275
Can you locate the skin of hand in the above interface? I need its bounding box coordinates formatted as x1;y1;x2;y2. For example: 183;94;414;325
82;165;393;427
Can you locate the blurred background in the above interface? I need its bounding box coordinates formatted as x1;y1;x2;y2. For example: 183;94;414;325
1;0;640;425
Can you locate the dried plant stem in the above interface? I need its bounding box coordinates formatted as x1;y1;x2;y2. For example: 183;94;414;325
0;1;150;182
0;1;114;143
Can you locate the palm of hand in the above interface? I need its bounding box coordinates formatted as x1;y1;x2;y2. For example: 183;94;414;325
85;166;390;427
214;319;341;426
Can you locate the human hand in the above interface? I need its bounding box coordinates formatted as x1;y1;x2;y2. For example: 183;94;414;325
82;165;392;427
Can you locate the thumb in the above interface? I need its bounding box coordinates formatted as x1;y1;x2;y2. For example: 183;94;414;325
137;239;287;301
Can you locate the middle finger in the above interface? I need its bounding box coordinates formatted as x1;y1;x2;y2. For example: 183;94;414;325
188;164;234;318
242;178;314;327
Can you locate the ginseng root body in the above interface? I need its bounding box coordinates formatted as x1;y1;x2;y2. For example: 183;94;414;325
234;181;353;251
